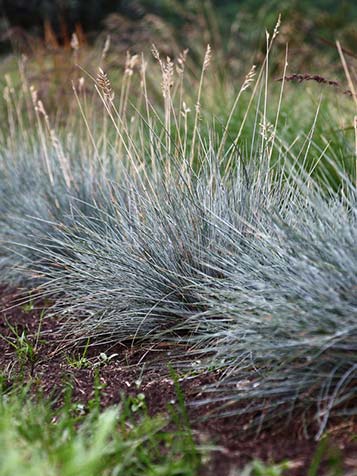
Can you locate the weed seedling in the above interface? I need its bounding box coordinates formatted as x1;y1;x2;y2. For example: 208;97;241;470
0;311;45;374
92;352;119;368
65;338;91;369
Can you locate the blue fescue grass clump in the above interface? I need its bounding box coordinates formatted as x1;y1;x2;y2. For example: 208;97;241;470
192;180;357;437
2;137;355;436
0;134;125;287
14;153;293;341
0;38;356;437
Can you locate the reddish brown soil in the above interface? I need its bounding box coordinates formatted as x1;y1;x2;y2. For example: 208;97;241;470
0;286;356;476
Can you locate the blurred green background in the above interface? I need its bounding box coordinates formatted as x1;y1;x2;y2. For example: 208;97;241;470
1;0;356;186
1;0;357;71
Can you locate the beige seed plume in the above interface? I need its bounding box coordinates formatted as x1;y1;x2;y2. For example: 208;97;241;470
151;44;161;63
70;32;79;50
102;35;111;61
78;77;85;93
151;45;173;99
124;52;139;77
161;56;174;98
242;65;256;92
272;14;281;40
203;44;212;71
176;48;189;74
30;85;38;105
97;67;114;102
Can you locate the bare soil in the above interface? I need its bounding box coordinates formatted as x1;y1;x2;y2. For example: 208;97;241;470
1;286;356;476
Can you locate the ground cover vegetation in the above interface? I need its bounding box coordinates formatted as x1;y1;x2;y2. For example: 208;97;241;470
0;2;356;474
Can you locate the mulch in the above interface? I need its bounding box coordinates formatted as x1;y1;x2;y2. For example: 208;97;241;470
0;285;356;476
